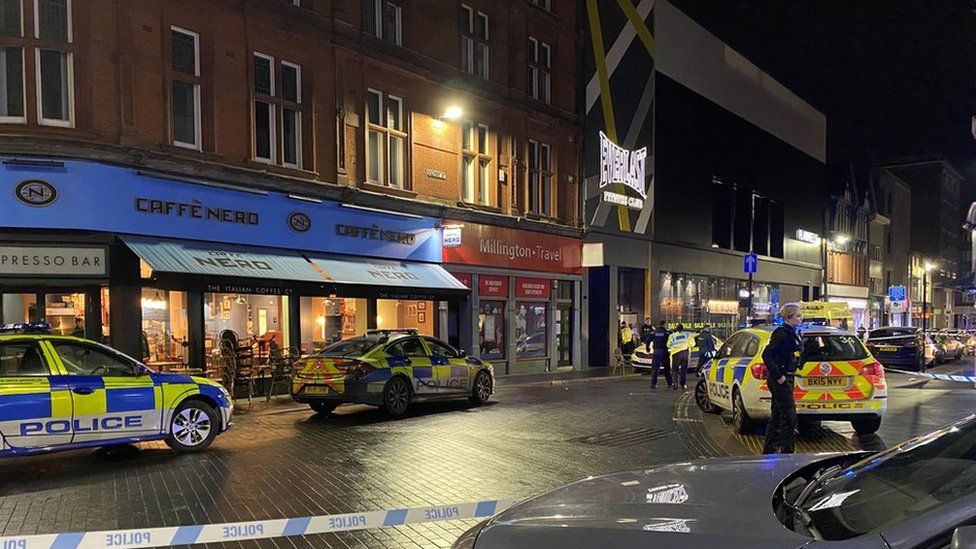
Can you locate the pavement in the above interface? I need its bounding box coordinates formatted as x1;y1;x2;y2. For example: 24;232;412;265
0;359;974;548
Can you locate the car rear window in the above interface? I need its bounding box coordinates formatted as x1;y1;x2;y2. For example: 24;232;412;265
868;327;917;339
802;335;869;361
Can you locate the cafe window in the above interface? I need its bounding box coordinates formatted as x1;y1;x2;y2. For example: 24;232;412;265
140;288;188;369
0;293;37;324
44;292;84;336
515;302;546;358
204;293;290;360
299;297;366;354
377;299;434;336
478;301;504;360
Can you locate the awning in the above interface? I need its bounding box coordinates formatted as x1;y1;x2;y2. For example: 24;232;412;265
121;237;469;297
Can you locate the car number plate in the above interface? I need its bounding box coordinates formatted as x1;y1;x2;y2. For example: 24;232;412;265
305;386;330;395
878;345;897;352
806;376;846;387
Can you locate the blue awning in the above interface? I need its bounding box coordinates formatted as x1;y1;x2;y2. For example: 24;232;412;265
122;237;468;293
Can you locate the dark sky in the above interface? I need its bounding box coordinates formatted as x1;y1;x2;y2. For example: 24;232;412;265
667;0;976;173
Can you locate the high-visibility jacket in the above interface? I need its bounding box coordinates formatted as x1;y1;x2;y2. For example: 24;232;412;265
667;331;693;357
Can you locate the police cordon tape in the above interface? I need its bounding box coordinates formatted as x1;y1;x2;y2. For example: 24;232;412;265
887;369;976;383
0;498;517;549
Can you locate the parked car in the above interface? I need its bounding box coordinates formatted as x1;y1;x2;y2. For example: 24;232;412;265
928;330;964;363
694;325;886;435
291;329;493;417
454;414;976;549
0;323;233;456
864;326;933;371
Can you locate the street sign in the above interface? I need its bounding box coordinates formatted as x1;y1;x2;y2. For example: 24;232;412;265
888;285;907;302
743;253;758;274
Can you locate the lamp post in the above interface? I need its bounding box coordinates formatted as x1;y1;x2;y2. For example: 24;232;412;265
922;261;936;332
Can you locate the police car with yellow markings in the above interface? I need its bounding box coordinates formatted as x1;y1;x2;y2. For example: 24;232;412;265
695;325;886;435
291;329;493;417
0;323;232;456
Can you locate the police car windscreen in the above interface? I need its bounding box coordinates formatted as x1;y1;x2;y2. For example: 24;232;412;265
803;335;869;361
314;335;386;358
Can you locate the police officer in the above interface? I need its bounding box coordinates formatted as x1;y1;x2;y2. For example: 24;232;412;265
650;321;674;389
668;323;691;390
762;303;803;454
694;324;717;376
639;317;654;349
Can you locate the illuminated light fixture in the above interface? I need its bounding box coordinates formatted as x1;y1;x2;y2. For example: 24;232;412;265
710;242;720;248
442;105;463;121
141;291;166;311
833;234;850;245
738;289;751;299
924;261;937;271
315;315;326;327
235;294;247;305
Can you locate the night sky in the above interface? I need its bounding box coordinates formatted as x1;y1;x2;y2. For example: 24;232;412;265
667;0;976;175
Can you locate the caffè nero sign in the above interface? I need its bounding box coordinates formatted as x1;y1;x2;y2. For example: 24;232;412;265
599;131;647;210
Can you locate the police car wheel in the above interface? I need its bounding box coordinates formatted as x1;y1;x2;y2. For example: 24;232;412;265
852;417;881;435
695;380;719;414
383;377;411;417
731;389;754;435
166;400;219;453
470;370;492;405
309;401;337;415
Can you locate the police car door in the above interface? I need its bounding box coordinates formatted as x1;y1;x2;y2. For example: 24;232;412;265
46;341;162;444
394;337;437;395
424;338;467;394
0;339;72;449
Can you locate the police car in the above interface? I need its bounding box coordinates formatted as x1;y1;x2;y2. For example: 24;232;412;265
631;332;723;372
0;323;232;456
694;325;886;435
291;329;493;417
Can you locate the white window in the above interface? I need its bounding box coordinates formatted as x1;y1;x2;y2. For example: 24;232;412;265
528;37;550;104
34;0;69;42
31;0;72;127
460;4;488;79
170;26;200;148
0;46;24;122
366;88;405;188
366;0;400;45
461;121;491;205
252;52;303;168
528;139;552;216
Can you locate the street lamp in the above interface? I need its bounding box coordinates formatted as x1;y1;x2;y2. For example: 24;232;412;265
922;261;937;332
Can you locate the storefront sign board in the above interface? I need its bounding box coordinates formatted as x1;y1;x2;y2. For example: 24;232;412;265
1;158;442;262
515;277;550;299
479;275;509;297
442;219;582;274
0;246;107;276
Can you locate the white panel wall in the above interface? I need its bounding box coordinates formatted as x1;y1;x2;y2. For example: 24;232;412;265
656;0;827;163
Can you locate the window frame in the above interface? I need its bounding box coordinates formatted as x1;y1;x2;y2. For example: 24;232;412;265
384;1;401;46
280;59;303;168
365;87;406;189
0;45;25;123
252;51;277;164
170;25;201;150
34;47;72;127
461;120;492;206
33;0;71;43
459;4;488;79
528;36;551;103
527;139;553;216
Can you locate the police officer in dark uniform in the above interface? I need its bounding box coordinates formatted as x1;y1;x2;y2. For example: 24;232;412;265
650;321;674;389
762;303;803;454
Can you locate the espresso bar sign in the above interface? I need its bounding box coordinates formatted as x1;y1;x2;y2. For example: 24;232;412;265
336;224;416;245
0;246;106;276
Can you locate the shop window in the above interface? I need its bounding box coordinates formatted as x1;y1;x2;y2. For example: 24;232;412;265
170;26;201;149
44;292;83;336
1;293;36;324
366;89;405;188
100;287;110;342
204;293;289;361
299;297;365;354
515;302;547;358
377;299;433;336
528;37;550;104
141;288;188;369
478;301;505;360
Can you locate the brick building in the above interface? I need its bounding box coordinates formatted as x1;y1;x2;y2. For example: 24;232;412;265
0;0;586;375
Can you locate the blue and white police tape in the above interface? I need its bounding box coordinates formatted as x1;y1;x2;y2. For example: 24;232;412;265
0;498;516;549
888;369;976;383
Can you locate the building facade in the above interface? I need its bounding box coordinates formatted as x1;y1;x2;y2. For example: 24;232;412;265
823;179;872;330
0;0;585;375
875;167;913;326
582;0;827;365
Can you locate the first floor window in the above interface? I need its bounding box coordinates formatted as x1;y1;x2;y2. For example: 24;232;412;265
254;100;274;162
462;156;475;203
282;107;300;167
527;140;552;216
36;48;71;125
172;79;199;147
0;46;23;120
366;89;405;188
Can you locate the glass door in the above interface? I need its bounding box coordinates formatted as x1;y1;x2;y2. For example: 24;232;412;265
556;303;573;367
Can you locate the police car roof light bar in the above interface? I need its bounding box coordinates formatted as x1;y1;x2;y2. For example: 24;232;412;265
0;322;53;333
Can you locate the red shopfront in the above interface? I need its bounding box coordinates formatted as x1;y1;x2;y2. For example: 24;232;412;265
442;220;583;375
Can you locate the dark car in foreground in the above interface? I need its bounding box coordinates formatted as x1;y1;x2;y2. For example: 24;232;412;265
865;326;933;370
454;414;976;548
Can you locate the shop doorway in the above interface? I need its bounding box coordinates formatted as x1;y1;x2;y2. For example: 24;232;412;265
556;302;573;368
